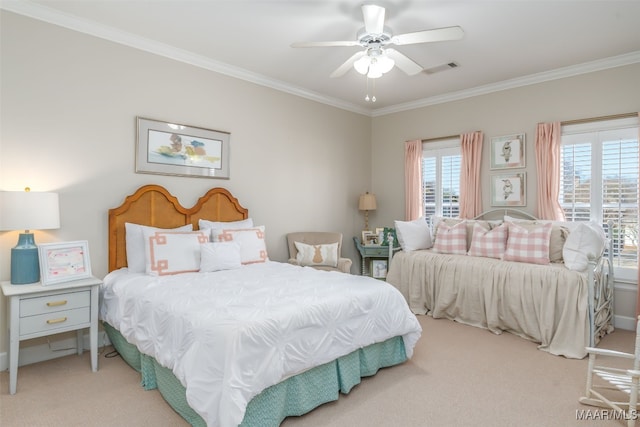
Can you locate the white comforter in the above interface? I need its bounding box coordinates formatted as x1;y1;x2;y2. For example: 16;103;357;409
100;261;421;427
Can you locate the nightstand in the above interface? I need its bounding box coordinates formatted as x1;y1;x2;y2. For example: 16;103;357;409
0;276;101;394
353;237;399;277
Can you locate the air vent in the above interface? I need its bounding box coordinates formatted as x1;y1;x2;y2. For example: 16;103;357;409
424;62;459;75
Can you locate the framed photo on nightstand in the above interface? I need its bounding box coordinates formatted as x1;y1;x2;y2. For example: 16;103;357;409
38;240;92;285
362;231;379;245
371;259;388;279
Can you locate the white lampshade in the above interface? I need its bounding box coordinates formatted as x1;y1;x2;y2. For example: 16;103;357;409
0;190;60;231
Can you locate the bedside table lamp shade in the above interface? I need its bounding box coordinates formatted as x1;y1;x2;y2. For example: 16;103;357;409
0;189;60;284
358;192;377;231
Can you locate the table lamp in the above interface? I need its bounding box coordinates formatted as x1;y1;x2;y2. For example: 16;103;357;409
0;188;60;284
358;192;377;231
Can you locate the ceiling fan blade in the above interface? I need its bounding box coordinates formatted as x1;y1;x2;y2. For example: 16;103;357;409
391;26;464;45
291;40;360;48
384;48;423;76
330;51;366;78
362;4;385;35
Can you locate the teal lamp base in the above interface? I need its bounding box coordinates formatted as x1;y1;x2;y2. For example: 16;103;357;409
10;233;40;284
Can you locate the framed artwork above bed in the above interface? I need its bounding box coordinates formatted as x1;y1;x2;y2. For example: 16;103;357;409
136;117;230;179
491;172;526;206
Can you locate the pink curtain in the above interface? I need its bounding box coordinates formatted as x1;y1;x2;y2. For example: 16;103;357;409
535;122;565;221
404;139;423;221
459;131;483;219
636;113;640;317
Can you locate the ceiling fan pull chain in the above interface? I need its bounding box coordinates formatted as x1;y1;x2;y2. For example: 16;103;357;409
372;78;377;102
365;77;370;102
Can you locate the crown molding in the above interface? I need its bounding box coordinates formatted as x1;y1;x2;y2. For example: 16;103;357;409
0;1;371;116
3;1;639;119
371;50;640;117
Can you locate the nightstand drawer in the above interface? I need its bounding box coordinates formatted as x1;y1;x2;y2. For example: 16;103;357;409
20;307;91;336
361;246;388;256
20;291;90;317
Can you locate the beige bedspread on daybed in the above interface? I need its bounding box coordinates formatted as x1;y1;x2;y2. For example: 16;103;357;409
386;250;590;358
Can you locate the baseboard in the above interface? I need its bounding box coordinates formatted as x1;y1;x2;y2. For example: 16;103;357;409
0;330;112;372
614;314;636;331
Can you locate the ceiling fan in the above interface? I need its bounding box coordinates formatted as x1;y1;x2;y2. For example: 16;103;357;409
291;4;464;79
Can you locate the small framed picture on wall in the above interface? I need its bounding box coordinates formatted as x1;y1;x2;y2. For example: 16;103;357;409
490;133;525;169
491;173;526;206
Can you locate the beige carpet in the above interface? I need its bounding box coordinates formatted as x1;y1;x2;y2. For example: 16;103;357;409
0;315;633;427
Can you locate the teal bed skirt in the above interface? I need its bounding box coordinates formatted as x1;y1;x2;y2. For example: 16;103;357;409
103;322;407;426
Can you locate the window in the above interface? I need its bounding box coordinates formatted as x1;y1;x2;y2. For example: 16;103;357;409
560;117;639;278
422;138;461;219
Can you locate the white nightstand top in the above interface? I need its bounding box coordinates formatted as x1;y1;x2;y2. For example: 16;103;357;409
1;276;102;297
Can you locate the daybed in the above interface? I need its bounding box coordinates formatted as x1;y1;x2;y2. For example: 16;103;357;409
385;210;614;359
101;185;421;427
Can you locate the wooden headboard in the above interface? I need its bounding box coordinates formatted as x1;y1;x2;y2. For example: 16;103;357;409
108;185;248;272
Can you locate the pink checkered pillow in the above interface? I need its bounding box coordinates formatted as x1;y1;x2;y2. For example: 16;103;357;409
468;222;507;259
432;221;467;255
503;222;553;265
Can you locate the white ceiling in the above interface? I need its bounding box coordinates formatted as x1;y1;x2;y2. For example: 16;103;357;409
3;0;640;116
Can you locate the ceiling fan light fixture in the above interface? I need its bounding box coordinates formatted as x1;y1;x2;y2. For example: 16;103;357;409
367;67;383;79
376;54;395;74
354;55;370;75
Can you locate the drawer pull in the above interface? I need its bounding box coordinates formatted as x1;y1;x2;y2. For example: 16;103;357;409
47;300;68;307
46;317;68;324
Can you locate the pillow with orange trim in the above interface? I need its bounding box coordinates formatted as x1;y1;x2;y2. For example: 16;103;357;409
212;226;269;264
143;230;209;276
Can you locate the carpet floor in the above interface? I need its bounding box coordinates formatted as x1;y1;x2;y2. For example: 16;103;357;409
1;315;634;426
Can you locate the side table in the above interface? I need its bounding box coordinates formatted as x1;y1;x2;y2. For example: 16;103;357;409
0;276;101;394
353;237;399;277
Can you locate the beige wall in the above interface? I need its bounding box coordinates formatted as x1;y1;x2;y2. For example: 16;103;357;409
370;63;640;322
1;10;639;362
0;12;371;357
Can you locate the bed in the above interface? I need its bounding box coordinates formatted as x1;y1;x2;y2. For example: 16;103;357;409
385;210;614;359
101;184;422;427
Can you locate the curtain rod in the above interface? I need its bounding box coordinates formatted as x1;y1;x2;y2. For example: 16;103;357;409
560;112;638;126
421;131;481;143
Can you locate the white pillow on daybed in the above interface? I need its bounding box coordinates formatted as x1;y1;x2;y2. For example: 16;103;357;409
562;222;607;272
394;217;432;251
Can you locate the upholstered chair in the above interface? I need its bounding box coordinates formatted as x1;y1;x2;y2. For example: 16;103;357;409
286;232;352;274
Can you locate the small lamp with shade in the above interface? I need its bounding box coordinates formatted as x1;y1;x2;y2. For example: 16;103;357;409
0;188;60;284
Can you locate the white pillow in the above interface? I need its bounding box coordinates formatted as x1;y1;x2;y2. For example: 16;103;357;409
394;217;432;251
212;226;269;264
200;241;242;272
125;222;193;273
199;218;253;235
562;222;606;271
143;230;209;276
294;241;338;267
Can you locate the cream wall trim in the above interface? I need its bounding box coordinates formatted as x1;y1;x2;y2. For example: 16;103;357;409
372;50;640;117
3;1;639;119
0;331;111;372
0;0;370;117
